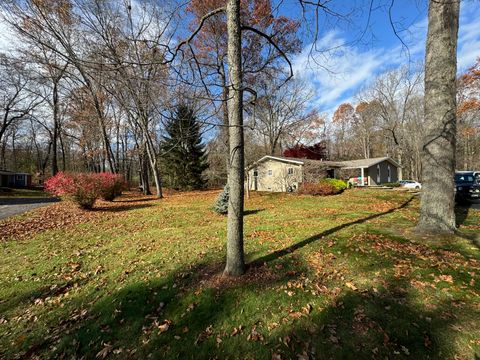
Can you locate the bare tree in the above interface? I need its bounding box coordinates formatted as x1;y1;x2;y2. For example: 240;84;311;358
250;77;317;156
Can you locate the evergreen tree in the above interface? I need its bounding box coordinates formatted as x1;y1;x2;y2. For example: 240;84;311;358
161;104;208;190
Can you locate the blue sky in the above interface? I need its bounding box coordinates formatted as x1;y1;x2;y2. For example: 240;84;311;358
0;0;478;117
286;0;480;114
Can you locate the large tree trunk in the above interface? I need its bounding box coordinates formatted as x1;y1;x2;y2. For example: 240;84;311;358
224;0;246;276
417;0;460;233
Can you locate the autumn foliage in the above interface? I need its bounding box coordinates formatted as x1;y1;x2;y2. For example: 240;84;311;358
283;142;328;160
45;172;125;209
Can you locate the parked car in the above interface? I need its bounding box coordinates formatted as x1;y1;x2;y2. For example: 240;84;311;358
399;180;422;189
455;171;480;202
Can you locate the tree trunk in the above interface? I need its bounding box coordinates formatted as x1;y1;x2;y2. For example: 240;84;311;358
224;0;246;276
417;0;460;233
141;144;152;195
51;79;60;176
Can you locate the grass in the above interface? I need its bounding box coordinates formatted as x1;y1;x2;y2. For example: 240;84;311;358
0;189;479;359
0;188;49;198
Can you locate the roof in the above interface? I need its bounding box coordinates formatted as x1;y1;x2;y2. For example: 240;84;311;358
248;155;401;170
339;157;401;169
0;170;31;175
247;155;343;170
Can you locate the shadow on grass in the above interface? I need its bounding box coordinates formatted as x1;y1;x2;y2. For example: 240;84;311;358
244;209;265;216
455;203;471;226
251;196;415;266
279;275;476;359
92;203;156;212
114;197;158;203
17;250;477;359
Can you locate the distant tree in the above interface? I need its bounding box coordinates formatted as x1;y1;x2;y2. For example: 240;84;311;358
283;142;328;160
161;104;208;190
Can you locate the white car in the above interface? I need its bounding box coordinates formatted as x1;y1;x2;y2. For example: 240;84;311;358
399;180;422;189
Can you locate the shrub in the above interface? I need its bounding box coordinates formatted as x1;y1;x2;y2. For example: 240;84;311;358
383;182;401;187
321;178;348;192
213;185;229;214
298;182;339;196
97;172;126;201
45;172;101;209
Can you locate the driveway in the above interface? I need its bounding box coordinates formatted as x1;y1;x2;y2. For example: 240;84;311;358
0;197;60;220
471;202;480;210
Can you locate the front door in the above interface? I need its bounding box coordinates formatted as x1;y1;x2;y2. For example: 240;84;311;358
376;165;381;184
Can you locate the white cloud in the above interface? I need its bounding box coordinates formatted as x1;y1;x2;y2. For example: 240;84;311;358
457;2;480;70
292;32;409;113
293;3;480;114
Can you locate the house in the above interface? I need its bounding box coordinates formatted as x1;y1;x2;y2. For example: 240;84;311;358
246;156;401;192
0;170;32;188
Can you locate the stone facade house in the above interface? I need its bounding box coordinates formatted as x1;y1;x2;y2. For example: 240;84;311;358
246;156;401;192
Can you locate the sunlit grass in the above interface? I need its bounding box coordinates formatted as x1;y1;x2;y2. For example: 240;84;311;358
0;189;479;359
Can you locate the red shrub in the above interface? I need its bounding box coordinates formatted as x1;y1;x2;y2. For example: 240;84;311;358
97;172;126;201
45;172;102;209
298;182;339;196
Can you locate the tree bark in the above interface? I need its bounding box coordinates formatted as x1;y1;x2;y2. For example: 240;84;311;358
51;79;60;176
417;0;460;233
224;0;245;276
141;143;152;195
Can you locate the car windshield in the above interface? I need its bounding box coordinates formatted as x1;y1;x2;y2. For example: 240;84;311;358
455;174;475;183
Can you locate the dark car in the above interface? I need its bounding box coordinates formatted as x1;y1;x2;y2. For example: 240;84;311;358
455;171;480;203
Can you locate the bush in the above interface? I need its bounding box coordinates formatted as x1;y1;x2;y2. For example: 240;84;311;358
321;178;348;192
97;172;126;201
383;182;401;187
45;172;101;209
213;185;229;214
298;181;339;196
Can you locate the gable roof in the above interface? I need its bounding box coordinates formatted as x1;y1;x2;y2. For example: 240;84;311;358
248;155;401;170
247;155;342;169
339;157;401;169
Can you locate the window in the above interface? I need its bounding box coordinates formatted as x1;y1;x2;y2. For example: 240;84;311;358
16;175;24;181
268;169;273;176
287;167;293;175
387;165;391;182
253;170;258;177
376;165;380;183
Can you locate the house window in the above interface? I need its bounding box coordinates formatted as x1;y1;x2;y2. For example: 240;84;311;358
387;165;391;182
253;170;258;177
376;165;381;183
16;175;24;181
287;168;293;175
268;169;273;176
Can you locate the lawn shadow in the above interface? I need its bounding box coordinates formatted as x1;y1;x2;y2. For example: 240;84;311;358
92;203;155;212
278;274;478;358
251;196;415;266
19;260;292;359
244;209;265;216
114;197;158;203
455;203;471;227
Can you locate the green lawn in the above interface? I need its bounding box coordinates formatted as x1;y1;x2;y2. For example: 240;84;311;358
0;188;49;198
0;189;479;359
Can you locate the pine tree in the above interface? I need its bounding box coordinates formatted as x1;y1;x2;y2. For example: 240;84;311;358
213;185;229;214
161;104;208;190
